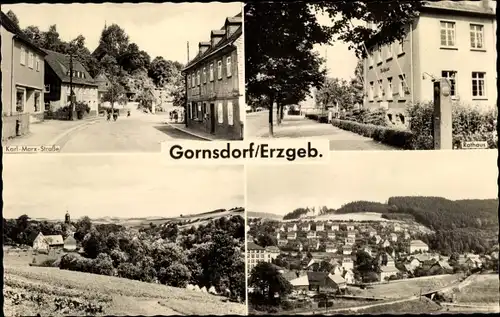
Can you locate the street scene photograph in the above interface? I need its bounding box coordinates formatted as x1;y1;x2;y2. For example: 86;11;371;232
2;154;246;316
245;1;497;151
246;150;498;314
1;2;243;153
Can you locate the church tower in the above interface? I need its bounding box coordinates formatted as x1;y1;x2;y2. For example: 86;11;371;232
65;211;70;224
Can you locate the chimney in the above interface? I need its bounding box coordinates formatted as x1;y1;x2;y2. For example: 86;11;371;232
225;16;242;37
198;42;211;55
481;0;493;11
210;30;226;47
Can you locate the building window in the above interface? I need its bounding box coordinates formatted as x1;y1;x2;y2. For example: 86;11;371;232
387;77;393;100
36;57;40;72
440;21;456;47
377;47;382;64
209;63;214;81
368;54;373;68
20;47;26;65
378;80;383;99
16;89;25;112
187;75;191;88
398;74;407;98
34;91;41;112
471;72;486;98
217;60;222;80
226;56;232;77
29;52;35;68
197;71;201;86
386;45;393;60
441;71;457;97
191;73;195;88
470;24;484;49
218;102;224;123
368;82;374;101
203;67;207;84
44;84;50;93
227;101;234;125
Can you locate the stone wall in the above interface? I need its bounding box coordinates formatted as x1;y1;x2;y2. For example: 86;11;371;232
2;113;30;141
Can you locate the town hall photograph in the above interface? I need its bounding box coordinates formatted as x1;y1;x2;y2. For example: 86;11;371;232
2;154;246;316
246;150;498;314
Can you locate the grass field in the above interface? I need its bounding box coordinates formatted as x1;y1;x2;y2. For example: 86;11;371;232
350;298;442;314
454;274;499;304
354;274;463;299
4;255;246;316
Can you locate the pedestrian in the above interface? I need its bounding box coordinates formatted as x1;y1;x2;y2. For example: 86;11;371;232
328;109;333;123
107;111;111;121
174;111;178;123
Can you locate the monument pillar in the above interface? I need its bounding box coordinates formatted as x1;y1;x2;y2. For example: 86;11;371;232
433;79;453;150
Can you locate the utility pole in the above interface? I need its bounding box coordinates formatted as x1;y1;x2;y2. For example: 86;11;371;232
187;41;190;63
68;44;75;120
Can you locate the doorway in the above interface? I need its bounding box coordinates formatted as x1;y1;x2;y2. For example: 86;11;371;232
210;103;215;134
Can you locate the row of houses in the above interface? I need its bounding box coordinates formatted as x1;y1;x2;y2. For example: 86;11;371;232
32;232;77;252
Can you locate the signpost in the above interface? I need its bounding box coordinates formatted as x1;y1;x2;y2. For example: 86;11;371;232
433;78;452;150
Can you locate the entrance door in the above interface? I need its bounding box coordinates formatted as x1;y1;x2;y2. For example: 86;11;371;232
210;103;215;134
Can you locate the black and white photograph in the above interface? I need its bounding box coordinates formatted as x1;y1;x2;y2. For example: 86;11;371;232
1;2;243;153
246;150;498;314
245;1;497;151
2;154;246;316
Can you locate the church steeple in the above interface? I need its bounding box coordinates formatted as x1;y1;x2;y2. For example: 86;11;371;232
65;211;70;224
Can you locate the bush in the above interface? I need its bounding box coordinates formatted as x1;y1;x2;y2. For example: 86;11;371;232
92;253;114;276
305;113;328;123
406;101;497;149
158;262;191;288
331;119;415;149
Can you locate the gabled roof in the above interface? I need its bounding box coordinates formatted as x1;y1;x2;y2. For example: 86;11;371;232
329;273;346;285
290;274;309;287
44;235;64;245
421;0;496;17
0;11;47;56
43;49;98;87
183;12;242;72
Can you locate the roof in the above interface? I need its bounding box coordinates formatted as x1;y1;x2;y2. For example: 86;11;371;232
410;240;427;246
265;246;280;253
0;11;47;56
421;0;496;17
290;275;309;287
64;235;77;245
329;273;346;285
43;49;98;87
44;235;64;245
183;12;242;72
247;241;265;251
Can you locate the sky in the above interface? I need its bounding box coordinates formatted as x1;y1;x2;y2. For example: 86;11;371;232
3;154;244;220
247;150;498;216
313;11;361;81
1;2;242;64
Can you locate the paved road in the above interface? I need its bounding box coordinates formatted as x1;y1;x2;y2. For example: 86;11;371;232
246;110;396;151
59;112;203;153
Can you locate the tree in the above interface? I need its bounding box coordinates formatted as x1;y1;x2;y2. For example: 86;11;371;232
257;233;277;248
148;57;177;87
102;78;128;112
6;10;19;27
159;262;191;287
245;2;330;136
93;24;130;61
43;25;64;52
350;60;364;105
249;262;293;304
23;26;44;47
74;216;92;242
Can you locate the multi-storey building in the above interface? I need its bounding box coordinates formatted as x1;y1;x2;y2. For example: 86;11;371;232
183;12;244;140
363;0;496;125
247;241;266;272
43;49;99;115
1;11;47;139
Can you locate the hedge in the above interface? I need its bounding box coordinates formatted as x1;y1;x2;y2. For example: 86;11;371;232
305;113;329;123
331;119;416;149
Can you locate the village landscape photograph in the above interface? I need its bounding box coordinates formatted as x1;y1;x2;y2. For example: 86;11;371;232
245;1;497;151
1;2;243;153
2;154;246;316
246;150;499;315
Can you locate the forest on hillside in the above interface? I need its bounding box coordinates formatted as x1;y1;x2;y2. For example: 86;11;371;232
279;197;498;255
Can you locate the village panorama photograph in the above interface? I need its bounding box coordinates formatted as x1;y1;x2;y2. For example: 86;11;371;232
1;2;243;154
2;154;246;316
246;150;498;314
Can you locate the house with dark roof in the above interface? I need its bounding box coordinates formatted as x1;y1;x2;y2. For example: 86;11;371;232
363;0;497;125
1;11;47;139
182;12;243;140
94;72;111;106
43;49;99;115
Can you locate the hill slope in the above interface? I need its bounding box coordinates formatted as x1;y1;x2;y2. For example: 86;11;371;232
4;264;246;316
247;211;283;221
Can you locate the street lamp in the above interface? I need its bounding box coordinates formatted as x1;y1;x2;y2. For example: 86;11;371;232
68;40;77;120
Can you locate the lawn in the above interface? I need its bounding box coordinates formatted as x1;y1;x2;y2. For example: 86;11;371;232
4;262;246;316
454;274;499;304
354;274;463;299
